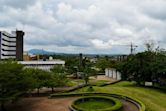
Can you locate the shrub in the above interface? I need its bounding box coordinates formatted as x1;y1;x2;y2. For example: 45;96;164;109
87;86;94;92
50;92;145;111
71;96;122;111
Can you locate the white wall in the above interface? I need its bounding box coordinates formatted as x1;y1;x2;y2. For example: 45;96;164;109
18;60;65;71
105;68;121;80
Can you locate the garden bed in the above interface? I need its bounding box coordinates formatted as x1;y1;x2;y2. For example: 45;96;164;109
50;92;145;111
70;96;122;111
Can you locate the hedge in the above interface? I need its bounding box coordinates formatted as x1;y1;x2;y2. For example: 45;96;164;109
50;92;145;111
71;96;122;111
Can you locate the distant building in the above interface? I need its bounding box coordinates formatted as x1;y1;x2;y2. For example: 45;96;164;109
18;60;65;71
89;58;98;63
111;55;128;61
105;68;121;80
23;52;40;61
0;30;24;60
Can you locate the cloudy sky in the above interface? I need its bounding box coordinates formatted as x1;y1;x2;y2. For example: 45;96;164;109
0;0;166;54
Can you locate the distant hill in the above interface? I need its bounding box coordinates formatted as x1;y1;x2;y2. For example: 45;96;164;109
28;49;56;55
28;49;127;56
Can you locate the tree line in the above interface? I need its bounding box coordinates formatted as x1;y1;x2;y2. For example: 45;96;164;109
0;61;68;111
116;48;166;86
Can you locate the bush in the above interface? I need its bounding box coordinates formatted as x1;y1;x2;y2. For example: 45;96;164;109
71;96;122;111
87;86;94;92
50;92;145;111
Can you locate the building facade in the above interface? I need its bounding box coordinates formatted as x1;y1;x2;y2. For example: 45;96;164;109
18;60;65;71
105;68;121;80
0;30;24;60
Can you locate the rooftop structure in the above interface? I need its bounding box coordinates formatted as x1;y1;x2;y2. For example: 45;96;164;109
18;60;65;70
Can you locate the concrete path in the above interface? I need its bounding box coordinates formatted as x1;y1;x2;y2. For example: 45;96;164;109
6;97;139;111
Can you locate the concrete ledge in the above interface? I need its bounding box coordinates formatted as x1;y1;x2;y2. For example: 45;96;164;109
50;92;145;111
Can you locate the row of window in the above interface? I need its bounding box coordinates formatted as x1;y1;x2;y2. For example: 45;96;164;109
2;33;16;38
2;38;16;43
1;43;16;47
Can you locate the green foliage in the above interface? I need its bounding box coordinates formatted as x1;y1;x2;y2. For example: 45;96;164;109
87;86;94;92
50;93;144;111
71;96;122;111
64;56;79;74
24;68;52;88
50;92;144;111
0;60;69;109
0;61;35;110
90;80;110;87
83;66;97;85
50;65;66;73
51;65;68;87
117;50;166;85
74;81;166;111
95;59;115;72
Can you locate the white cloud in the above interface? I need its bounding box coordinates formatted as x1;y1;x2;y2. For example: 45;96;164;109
0;0;166;54
91;39;111;49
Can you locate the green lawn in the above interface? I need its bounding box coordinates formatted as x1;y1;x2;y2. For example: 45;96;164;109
67;79;110;87
74;81;166;111
75;98;114;110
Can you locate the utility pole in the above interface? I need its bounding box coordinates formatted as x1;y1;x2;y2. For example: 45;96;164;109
79;53;83;71
108;42;138;55
130;43;133;55
130;42;138;55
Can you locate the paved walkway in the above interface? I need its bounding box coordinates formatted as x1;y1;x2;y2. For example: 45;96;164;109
6;97;139;111
7;97;77;111
95;75;117;81
31;75;117;94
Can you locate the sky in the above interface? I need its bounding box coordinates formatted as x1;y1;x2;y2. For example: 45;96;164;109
0;0;166;54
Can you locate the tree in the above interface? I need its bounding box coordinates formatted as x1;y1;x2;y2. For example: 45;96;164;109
51;65;66;73
151;52;166;86
44;73;57;92
95;58;115;72
116;49;166;86
123;52;156;84
0;61;34;111
50;65;68;87
65;56;79;76
83;66;96;85
24;68;52;95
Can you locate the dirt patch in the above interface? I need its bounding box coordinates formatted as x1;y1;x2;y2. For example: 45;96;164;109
6;97;78;111
120;100;139;111
5;97;139;111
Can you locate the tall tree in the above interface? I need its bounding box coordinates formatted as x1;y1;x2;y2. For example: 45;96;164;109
24;68;52;95
95;58;115;72
83;66;96;85
0;61;34;111
50;65;68;87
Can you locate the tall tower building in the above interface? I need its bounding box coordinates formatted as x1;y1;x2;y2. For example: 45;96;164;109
0;30;24;60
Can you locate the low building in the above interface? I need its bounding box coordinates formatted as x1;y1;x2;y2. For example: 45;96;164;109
105;68;121;80
110;55;128;61
23;52;40;61
18;60;65;70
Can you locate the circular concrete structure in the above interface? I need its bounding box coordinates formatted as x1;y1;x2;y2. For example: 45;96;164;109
71;96;122;111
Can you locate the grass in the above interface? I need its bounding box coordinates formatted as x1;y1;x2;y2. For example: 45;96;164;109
66;79;85;87
90;80;110;86
72;96;122;111
67;79;110;87
75;98;114;110
77;99;112;109
74;81;166;111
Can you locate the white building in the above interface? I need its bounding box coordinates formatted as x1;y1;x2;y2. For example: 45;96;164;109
105;68;121;80
18;60;65;70
0;30;24;60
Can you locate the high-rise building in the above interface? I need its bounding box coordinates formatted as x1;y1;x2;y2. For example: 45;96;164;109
0;30;24;60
